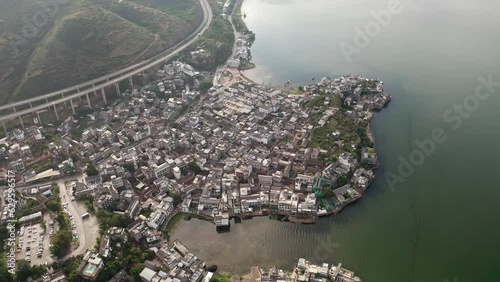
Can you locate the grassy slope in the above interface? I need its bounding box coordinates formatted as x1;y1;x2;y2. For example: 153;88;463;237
14;0;87;98
130;0;201;22
1;0;202;102
0;0;71;104
97;0;203;45
14;3;162;100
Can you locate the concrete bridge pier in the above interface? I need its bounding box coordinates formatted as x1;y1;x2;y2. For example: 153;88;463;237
86;93;91;109
115;82;121;96
1;121;6;134
70;99;75;114
62;93;67;108
128;76;133;88
101;88;107;104
18;116;24;129
53;104;59;120
36;110;41;124
45;98;49;103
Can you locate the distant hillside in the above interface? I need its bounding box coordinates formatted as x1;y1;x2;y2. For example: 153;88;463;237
0;0;202;102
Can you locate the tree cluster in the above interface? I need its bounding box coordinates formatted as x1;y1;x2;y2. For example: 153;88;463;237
50;230;72;258
45;199;62;212
199;82;214;94
86;162;99;176
96;211;132;233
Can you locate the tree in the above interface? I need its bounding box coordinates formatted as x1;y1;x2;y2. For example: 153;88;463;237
15;259;33;282
61;256;83;282
0;225;8;250
56;212;69;230
207;265;218;272
210;274;232;282
123;163;135;173
68;272;79;282
52;184;60;196
322;188;334;199
70;153;79;162
187;161;203;175
45;199;62;212
0;257;13;282
16;199;39;219
336;175;349;188
200;82;214;93
97;260;121;281
130;266;144;282
96;211;132;231
86;162;99;176
31;265;46;279
50;230;72;257
141;250;155;261
170;193;182;206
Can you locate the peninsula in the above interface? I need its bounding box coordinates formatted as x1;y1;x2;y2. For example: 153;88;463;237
0;0;390;281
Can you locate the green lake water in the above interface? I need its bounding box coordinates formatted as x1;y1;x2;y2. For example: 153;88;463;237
172;1;500;281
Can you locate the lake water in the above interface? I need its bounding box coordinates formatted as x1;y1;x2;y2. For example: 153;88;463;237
172;1;500;281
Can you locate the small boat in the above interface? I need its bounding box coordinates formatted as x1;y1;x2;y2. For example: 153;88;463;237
311;76;316;81
285;80;292;87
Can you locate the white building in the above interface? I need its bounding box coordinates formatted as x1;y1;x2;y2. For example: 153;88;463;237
13;128;25;141
173;166;181;180
154;162;171;178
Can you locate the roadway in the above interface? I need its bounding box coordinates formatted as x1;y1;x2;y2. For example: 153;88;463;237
229;0;242;56
0;60;147;112
0;0;213;118
56;177;99;260
6;173;99;259
13;173;84;192
213;0;240;85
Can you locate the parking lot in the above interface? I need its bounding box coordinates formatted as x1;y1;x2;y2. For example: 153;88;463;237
59;180;99;258
62;202;81;241
15;214;55;266
13;178;99;266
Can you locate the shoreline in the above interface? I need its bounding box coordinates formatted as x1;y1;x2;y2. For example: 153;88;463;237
185;1;392;230
183;72;391;229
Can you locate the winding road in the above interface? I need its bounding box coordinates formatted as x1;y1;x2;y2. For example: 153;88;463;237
0;0;213;125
